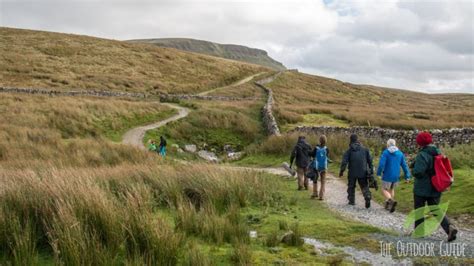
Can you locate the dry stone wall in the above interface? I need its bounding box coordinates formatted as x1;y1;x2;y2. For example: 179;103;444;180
255;72;282;136
0;86;147;98
289;126;473;153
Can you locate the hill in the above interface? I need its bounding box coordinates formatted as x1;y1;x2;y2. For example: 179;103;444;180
128;38;286;71
0;27;267;94
266;71;474;129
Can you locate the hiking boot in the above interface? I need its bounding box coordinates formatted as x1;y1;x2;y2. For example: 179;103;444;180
448;226;458;242
365;199;371;209
384;200;390;210
348;202;355;206
318;197;324;201
390;201;398;213
310;194;318;199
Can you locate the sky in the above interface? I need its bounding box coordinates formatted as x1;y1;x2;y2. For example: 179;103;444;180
1;0;473;93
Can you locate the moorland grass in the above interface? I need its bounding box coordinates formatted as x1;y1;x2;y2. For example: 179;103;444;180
0;94;174;169
0;27;267;94
268;71;474;129
0;163;389;265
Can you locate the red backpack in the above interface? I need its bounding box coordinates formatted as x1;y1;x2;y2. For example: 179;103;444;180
431;155;454;192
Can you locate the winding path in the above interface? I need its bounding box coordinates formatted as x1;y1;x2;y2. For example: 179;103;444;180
197;72;265;96
122;103;189;150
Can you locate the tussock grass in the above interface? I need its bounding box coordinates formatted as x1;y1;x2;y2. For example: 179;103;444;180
0;163;276;264
268;71;474;129
0;27;267;94
0;94;174;168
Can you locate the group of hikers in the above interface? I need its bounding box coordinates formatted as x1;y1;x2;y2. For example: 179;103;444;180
148;136;167;157
289;131;458;242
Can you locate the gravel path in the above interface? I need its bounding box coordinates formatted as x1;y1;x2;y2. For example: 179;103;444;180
197;72;265;96
122;103;189;150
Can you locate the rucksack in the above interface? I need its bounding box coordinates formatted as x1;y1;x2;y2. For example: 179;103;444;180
431;155;454;192
314;146;328;171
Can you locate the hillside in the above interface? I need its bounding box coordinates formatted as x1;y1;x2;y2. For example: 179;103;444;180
129;38;286;71
266;71;474;129
0;27;267;94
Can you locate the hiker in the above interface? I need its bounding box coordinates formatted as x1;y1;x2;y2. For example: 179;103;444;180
159;136;167;157
290;136;312;190
412;132;457;242
376;139;411;213
339;134;374;208
311;135;331;200
148;139;157;152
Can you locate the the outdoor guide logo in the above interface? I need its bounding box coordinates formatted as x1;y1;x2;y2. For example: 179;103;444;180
404;202;449;238
379;202;469;258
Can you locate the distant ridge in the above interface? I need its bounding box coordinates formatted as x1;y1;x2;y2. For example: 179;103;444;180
129;38;286;71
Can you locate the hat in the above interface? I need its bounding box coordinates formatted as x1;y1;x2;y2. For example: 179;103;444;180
350;134;358;143
416;132;432;147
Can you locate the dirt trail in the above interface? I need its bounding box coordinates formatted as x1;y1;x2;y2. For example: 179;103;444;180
197;72;265;96
122;103;189;150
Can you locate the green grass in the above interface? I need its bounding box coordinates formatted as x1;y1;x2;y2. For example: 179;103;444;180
98;106;176;142
281;113;349;132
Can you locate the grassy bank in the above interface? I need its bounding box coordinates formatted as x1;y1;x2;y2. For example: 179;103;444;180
0;27;267;94
146;99;266;154
267;71;474;129
0;163;386;265
0;94;174;169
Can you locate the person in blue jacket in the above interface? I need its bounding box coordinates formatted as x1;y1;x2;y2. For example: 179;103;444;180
377;138;411;213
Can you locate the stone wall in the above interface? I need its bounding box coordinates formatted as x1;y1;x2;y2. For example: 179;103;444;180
289;126;473;153
0;86;147;98
255;72;282;136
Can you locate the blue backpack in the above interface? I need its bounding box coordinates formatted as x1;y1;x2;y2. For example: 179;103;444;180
314;146;328;171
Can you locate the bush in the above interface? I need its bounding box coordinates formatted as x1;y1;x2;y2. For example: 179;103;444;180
444;143;474;169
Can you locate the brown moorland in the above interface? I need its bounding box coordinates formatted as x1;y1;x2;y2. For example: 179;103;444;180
0;27;267;94
267;71;474;129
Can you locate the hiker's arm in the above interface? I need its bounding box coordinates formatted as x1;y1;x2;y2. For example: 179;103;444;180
401;154;411;180
339;149;349;177
377;152;386;177
367;150;374;176
412;153;428;179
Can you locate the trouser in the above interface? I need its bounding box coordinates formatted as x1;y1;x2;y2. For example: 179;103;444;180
414;195;451;235
297;167;308;189
347;177;371;204
313;171;326;199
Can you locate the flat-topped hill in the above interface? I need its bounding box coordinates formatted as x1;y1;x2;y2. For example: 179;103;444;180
129;38;286;71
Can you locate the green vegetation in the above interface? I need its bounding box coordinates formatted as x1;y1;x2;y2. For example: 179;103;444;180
130;38;286;70
146;99;266;153
280;113;350;132
268;71;474;129
0;94;173;169
1;163;385;265
0;27;267;94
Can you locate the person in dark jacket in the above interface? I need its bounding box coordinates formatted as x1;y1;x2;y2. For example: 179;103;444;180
290;136;312;190
339;134;374;208
412;132;457;242
159;136;167;157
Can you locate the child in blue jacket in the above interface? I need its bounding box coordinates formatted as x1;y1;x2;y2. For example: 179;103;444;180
377;139;411;213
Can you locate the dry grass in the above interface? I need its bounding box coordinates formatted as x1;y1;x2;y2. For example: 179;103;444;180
0;163;274;264
0;93;174;169
0;27;267;94
268;71;474;129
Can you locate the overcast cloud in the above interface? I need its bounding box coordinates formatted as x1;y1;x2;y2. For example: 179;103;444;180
1;0;473;93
